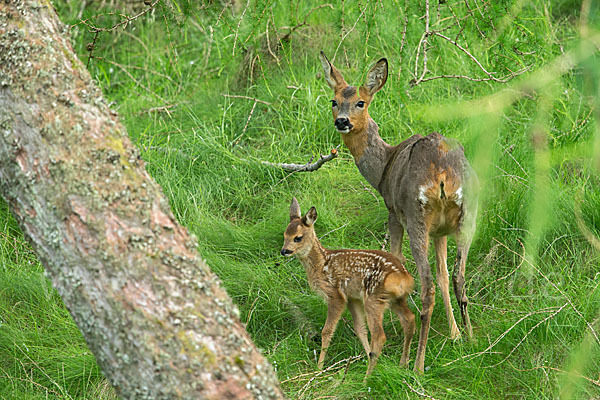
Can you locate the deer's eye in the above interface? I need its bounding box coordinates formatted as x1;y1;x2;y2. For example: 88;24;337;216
356;101;365;108
331;100;338;108
294;236;303;243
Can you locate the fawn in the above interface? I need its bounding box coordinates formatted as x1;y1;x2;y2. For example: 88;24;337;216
281;197;415;376
319;52;479;373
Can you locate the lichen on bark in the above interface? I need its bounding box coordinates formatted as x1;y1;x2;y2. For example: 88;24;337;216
0;1;283;399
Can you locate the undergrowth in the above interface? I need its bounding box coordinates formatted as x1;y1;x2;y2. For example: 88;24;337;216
0;0;599;398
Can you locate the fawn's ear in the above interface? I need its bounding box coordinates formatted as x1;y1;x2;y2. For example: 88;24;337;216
290;197;301;221
302;206;318;226
361;58;388;100
319;51;347;91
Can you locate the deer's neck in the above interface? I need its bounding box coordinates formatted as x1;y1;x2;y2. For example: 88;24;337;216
297;240;328;288
343;118;393;190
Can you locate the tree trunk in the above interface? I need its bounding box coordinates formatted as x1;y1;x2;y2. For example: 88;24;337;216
0;2;283;399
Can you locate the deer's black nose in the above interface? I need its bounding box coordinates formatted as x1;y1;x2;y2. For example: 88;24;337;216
281;248;293;256
335;117;351;130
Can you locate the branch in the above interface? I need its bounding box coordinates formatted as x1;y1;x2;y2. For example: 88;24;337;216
280;4;334;41
221;94;271;105
262;147;339;172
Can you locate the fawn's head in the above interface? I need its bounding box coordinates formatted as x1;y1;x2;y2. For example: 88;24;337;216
319;51;388;134
281;197;318;258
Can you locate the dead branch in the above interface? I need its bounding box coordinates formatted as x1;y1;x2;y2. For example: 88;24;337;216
280;4;334;41
262;147;340;172
333;3;367;61
221;94;271;105
94;56;167;103
232;0;251;56
402;379;440;400
484;302;568;369
71;0;161;67
509;364;600;388
294;355;364;398
443;305;564;367
397;0;409;79
472;238;526;299
495;240;600;345
139;104;177;115
412;0;431;85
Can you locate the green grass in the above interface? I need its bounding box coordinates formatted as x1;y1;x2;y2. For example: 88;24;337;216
1;0;599;398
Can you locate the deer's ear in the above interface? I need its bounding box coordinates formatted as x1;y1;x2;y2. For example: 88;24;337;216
319;51;347;90
361;58;388;98
290;197;301;221
302;206;318;226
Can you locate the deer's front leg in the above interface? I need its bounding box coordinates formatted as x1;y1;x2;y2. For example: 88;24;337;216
317;295;346;369
388;212;406;264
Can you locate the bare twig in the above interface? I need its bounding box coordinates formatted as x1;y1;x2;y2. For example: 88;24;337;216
96;57;182;90
294;355;364;398
412;0;431;85
495;240;600;345
264;14;280;63
72;0;161;32
432;31;506;81
397;0;409;79
139;104;177;116
509;363;600;388
319;222;350;241
402;379;440;400
221;94;271;105
94;57;167;103
333;3;367;61
232;0;250;56
483;302;568;369
417;67;532;84
574;191;600;252
280;4;334;41
472;238;525;298
262;147;340;172
443;306;563;367
232;99;258;146
381;232;389;251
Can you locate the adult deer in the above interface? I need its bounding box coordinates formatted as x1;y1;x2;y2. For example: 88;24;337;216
319;52;478;373
281;198;415;376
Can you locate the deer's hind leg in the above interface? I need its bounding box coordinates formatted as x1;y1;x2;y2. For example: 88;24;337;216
453;234;473;339
407;217;433;374
434;236;461;340
453;197;477;339
388;212;406;264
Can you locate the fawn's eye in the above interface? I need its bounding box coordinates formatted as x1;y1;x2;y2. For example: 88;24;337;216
294;236;303;243
356;101;365;108
331;100;338;108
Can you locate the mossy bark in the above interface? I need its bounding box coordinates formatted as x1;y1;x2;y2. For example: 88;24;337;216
0;2;283;399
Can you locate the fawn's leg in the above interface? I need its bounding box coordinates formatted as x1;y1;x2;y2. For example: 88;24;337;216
348;299;370;356
364;299;388;376
317;295;346;369
434;236;460;340
391;296;415;367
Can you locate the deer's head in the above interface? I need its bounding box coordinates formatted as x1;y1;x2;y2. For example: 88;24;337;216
319;51;388;135
281;197;318;258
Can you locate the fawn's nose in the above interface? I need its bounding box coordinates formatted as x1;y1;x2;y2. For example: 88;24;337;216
280;248;293;256
335;117;352;131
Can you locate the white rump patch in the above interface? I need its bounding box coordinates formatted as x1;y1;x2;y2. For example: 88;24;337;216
455;187;463;206
418;184;430;204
